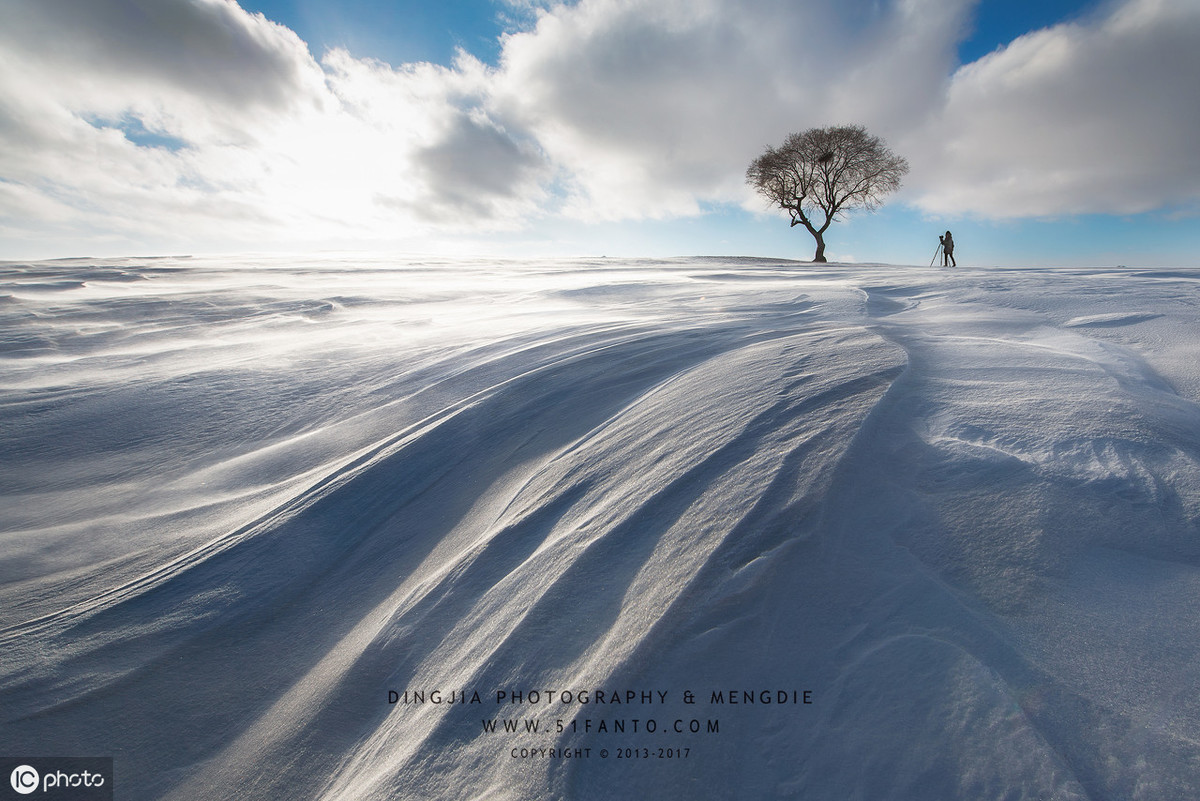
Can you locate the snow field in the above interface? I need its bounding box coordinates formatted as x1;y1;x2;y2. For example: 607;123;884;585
2;256;1198;800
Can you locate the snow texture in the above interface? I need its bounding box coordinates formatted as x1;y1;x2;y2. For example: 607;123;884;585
2;256;1199;800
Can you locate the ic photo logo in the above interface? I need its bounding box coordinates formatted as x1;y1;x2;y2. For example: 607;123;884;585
9;766;37;796
2;759;112;800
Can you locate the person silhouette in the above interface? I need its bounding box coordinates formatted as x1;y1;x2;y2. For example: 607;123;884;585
939;231;956;267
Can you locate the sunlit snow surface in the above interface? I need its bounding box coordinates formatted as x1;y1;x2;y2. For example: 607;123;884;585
2;255;1200;800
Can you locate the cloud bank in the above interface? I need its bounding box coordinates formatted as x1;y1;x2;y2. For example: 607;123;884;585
911;0;1200;218
0;0;1197;253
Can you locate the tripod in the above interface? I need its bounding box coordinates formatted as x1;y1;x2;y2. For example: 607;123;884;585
929;243;943;267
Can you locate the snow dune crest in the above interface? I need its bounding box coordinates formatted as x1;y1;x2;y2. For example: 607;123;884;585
2;256;1199;799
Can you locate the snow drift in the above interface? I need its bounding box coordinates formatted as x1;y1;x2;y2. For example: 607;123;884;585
2;256;1199;800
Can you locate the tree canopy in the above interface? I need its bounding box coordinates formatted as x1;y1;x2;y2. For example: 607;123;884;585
746;125;908;262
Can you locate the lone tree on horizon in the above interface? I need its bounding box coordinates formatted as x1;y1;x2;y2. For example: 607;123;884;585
746;125;908;263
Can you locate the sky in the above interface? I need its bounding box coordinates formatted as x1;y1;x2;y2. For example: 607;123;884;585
0;0;1198;266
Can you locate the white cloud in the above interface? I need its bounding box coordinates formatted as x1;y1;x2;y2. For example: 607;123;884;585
908;0;1200;218
495;0;969;220
0;0;1197;256
0;0;329;142
0;0;549;252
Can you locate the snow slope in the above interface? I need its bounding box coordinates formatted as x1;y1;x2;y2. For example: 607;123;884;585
2;256;1199;800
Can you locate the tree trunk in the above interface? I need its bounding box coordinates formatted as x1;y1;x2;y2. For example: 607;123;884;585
812;232;827;263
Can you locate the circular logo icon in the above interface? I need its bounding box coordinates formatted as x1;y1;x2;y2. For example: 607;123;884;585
10;765;39;795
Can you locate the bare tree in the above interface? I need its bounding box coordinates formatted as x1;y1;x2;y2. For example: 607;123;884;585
746;125;908;262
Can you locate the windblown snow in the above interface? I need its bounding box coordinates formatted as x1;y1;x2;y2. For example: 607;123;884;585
2;256;1199;800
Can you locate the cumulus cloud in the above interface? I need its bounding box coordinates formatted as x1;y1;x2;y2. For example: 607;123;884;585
0;0;325;247
0;0;328;141
495;0;969;220
404;111;547;222
908;0;1200;218
0;0;1196;254
0;0;543;250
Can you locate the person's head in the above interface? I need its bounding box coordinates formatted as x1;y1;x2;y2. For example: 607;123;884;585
945;231;952;237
